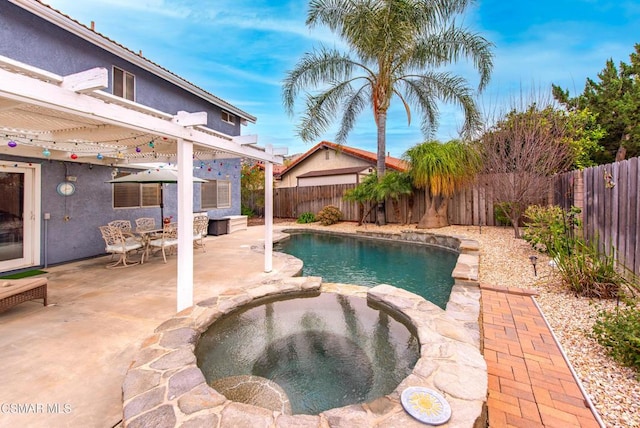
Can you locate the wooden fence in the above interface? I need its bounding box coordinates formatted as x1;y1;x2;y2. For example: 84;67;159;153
555;157;640;276
272;157;639;275
273;176;507;226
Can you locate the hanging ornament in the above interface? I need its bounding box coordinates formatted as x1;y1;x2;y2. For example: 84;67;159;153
96;153;104;160
218;172;222;176
207;167;212;172
148;141;155;148
135;146;142;153
117;152;124;159
42;148;51;157
200;162;205;168
7;140;17;148
70;153;78;160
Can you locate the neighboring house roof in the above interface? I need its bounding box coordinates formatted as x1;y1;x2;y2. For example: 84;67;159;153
282;141;407;175
297;166;370;178
13;0;256;124
252;162;287;175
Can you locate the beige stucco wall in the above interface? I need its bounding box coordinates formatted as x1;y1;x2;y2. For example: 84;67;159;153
298;172;370;187
277;148;373;188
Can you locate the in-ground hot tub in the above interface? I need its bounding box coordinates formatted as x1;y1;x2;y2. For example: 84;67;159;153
122;279;487;427
195;291;420;415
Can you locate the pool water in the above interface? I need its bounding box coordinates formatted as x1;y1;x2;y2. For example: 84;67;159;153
196;293;419;415
274;232;458;309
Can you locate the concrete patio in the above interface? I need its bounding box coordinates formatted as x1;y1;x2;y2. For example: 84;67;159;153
0;226;300;428
0;225;602;428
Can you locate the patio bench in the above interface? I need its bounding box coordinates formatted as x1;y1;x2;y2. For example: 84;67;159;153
0;277;48;313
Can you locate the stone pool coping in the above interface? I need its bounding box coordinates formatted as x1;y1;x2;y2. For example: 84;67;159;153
122;230;485;428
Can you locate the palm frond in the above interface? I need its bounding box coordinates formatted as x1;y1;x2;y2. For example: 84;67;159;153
336;84;370;143
282;48;359;115
409;25;494;90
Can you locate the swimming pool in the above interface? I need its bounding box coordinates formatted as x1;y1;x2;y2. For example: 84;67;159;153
274;231;458;309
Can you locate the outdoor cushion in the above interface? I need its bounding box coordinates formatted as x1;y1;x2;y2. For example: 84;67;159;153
106;242;142;253
149;238;178;247
0;277;47;300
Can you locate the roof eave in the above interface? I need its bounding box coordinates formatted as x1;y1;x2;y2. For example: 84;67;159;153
10;0;257;124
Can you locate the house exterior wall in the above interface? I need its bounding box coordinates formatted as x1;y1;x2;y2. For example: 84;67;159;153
0;1;241;136
278;149;373;188
298;174;359;187
0;153;237;266
0;3;248;270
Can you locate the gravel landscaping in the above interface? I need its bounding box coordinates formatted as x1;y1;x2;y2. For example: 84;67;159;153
269;219;640;428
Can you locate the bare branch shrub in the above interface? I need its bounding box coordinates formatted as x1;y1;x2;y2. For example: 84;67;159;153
480;97;574;237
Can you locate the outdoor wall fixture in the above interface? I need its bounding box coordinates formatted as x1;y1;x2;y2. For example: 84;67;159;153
529;255;538;276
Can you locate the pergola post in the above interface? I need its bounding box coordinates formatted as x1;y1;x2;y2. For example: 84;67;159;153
264;145;274;273
176;138;194;312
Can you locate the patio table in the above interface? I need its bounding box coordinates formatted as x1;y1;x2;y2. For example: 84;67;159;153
135;227;163;261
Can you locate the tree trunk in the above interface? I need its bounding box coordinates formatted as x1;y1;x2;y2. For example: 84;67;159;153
376;110;387;226
615;144;627;161
417;192;450;228
406;194;414;224
391;199;401;224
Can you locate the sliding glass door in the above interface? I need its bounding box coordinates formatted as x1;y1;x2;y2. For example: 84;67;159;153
0;163;39;271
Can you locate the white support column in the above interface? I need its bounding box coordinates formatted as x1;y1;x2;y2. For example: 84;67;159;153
264;145;274;273
176;138;194;312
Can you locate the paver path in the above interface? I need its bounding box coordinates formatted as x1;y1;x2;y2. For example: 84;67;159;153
481;285;603;428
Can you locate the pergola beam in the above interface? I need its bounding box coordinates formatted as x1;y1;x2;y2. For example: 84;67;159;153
0;67;282;163
61;67;108;93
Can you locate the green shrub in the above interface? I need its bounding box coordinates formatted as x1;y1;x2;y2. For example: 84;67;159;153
592;301;640;376
523;205;581;257
241;205;255;217
555;239;628;298
296;212;316;224
494;203;512;226
316;205;342;226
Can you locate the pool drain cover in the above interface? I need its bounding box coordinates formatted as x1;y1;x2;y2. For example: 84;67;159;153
401;387;451;425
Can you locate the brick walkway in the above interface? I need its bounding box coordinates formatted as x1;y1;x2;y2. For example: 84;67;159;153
481;285;603;427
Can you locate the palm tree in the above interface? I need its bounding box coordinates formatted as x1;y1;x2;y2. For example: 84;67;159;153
377;171;414;224
283;0;493;225
404;139;480;228
343;172;381;225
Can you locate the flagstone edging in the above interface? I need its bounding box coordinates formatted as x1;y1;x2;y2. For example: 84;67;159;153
122;233;485;427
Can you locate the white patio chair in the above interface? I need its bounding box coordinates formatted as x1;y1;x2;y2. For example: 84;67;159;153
108;220;141;245
135;217;156;231
193;215;208;252
99;225;143;268
148;222;178;263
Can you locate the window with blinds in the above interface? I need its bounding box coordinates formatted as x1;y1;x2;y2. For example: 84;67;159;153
113;176;161;208
201;180;231;209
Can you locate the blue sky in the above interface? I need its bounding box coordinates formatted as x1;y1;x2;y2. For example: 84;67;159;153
44;0;640;159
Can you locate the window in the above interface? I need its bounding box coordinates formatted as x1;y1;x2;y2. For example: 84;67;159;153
201;180;231;209
113;67;135;101
221;110;236;125
113;176;161;208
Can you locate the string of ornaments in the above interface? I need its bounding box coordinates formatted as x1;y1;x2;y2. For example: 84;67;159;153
5;135;240;179
4;133;164;160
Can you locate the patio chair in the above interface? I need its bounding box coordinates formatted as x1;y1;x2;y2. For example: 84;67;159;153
193;215;208;252
99;225;144;268
108;220;140;244
135;217;157;231
148;222;178;263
